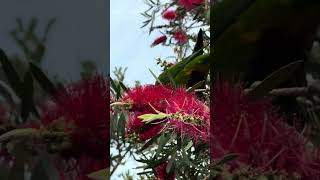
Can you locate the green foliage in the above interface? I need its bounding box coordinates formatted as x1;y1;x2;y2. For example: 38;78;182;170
158;29;212;88
87;168;110;180
29;62;58;97
0;49;23;95
0;49;38;121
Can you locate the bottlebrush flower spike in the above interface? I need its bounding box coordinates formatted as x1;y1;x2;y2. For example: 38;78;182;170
151;35;167;47
121;85;174;113
178;0;205;10
162;10;177;21
165;88;210;143
173;30;188;45
122;85;174;142
123;85;209;143
211;81;320;179
178;0;195;10
41;75;109;163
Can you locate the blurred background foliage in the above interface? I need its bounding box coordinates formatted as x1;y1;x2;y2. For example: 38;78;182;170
0;17;103;180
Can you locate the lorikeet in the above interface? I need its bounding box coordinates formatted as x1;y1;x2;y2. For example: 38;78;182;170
211;0;320;127
212;0;320;83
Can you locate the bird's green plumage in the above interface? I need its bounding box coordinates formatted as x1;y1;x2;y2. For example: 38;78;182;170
158;0;320;88
211;0;320;82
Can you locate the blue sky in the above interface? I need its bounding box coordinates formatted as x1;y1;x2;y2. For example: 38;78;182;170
111;0;174;86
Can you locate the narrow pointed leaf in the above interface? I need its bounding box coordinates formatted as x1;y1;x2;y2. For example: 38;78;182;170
0;49;22;95
138;113;168;123
29;62;57;97
87;168;110;180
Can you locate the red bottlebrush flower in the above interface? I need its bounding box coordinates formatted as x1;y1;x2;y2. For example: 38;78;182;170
178;0;205;10
122;85;174;142
41;75;109;164
162;10;177;21
123;85;209;143
178;0;194;9
211;81;320;179
192;0;205;4
151;35;167;47
154;163;174;180
122;85;174;113
173;30;188;45
166;88;210;143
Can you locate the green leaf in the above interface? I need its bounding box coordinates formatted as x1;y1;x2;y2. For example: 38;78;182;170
0;128;38;142
155;133;170;157
166;152;176;174
149;68;163;85
247;60;304;98
205;9;210;24
29;62;57;97
118;112;126;142
138;113;168;123
193;29;204;54
139;133;162;152
119;81;128;92
0;48;22;96
147;146;178;169
182;151;196;168
0;80;21;106
27;17;38;35
110;77;121;99
43;18;56;42
87;168;110;180
109;77;117;91
184;141;193;152
135;158;150;164
213;154;238;167
21;71;38;120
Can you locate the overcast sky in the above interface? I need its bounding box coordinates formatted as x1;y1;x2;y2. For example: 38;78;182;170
0;0;109;82
111;0;174;86
0;0;173;85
